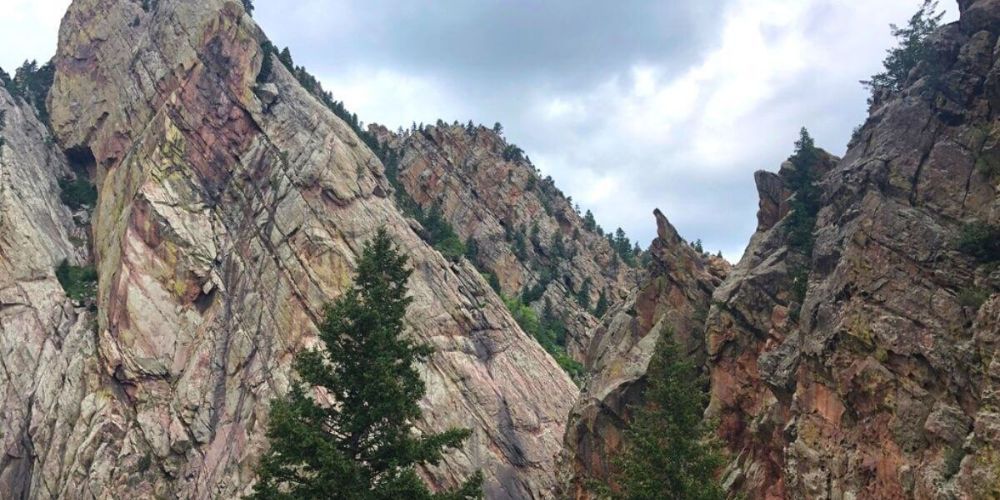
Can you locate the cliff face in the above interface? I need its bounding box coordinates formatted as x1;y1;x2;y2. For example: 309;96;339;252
0;0;579;498
708;1;1000;497
0;84;96;499
374;124;635;362
560;210;728;498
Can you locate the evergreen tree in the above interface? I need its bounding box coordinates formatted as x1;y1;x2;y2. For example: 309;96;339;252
692;239;704;254
607;335;724;500
277;47;294;70
583;210;597;232
251;229;483;499
242;0;254;15
594;291;609;318
256;41;274;84
863;0;944;102
492;122;503;135
575;278;592;309
786;128;821;255
464;238;480;265
552;234;566;259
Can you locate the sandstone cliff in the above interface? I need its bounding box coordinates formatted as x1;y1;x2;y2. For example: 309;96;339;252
0;0;580;498
560;210;727;498
707;1;1000;496
372;123;635;365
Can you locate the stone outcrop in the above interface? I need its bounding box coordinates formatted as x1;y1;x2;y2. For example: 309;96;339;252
0;0;580;498
0;83;96;499
374;123;635;362
560;210;727;498
707;1;1000;497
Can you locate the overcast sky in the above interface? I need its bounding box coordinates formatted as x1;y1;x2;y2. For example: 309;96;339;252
2;0;959;260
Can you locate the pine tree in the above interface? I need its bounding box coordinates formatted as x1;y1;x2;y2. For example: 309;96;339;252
583;210;597;232
607;334;724;500
862;0;944;103
594;291;609;318
575;278;592;309
251;229;483;499
277;47;294;70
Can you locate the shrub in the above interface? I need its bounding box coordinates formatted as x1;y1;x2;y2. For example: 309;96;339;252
482;272;502;294
976;155;1000;181
56;259;97;302
58;175;98;210
958;222;1000;263
594;291;609;317
256;41;274;83
957;287;989;309
575;278;592;309
503;295;582;380
502;144;525;163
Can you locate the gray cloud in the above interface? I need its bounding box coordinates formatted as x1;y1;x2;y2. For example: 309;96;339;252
255;1;730;92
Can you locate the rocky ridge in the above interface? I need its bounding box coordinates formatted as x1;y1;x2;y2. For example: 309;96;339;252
372;123;636;365
0;82;96;499
707;1;1000;497
560;209;728;498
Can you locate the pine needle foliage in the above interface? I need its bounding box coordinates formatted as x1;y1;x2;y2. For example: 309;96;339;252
250;228;482;500
603;335;724;500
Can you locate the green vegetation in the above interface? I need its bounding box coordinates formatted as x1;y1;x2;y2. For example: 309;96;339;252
256;41;274;84
602;335;724;500
784;128;821;321
609;228;639;266
863;0;944;103
583;210;597;231
241;0;254;15
420;205;467;262
250;229;482;500
502;144;525;163
957;287;989;310
58;175;98;210
692;239;704;254
8;60;55;125
266;46;384;157
482;272;501;294
575;278;592;309
786;128;821;255
594;291;609;318
944;446;966;479
958;222;1000;264
56;259;97;302
976;154;1000;181
503;296;583;380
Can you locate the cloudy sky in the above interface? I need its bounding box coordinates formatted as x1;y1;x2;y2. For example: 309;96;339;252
2;0;958;260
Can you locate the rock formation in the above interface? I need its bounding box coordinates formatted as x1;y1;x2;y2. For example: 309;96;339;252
560;210;727;498
0;0;579;497
5;0;1000;498
372;123;635;363
0;82;96;499
707;1;1000;497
